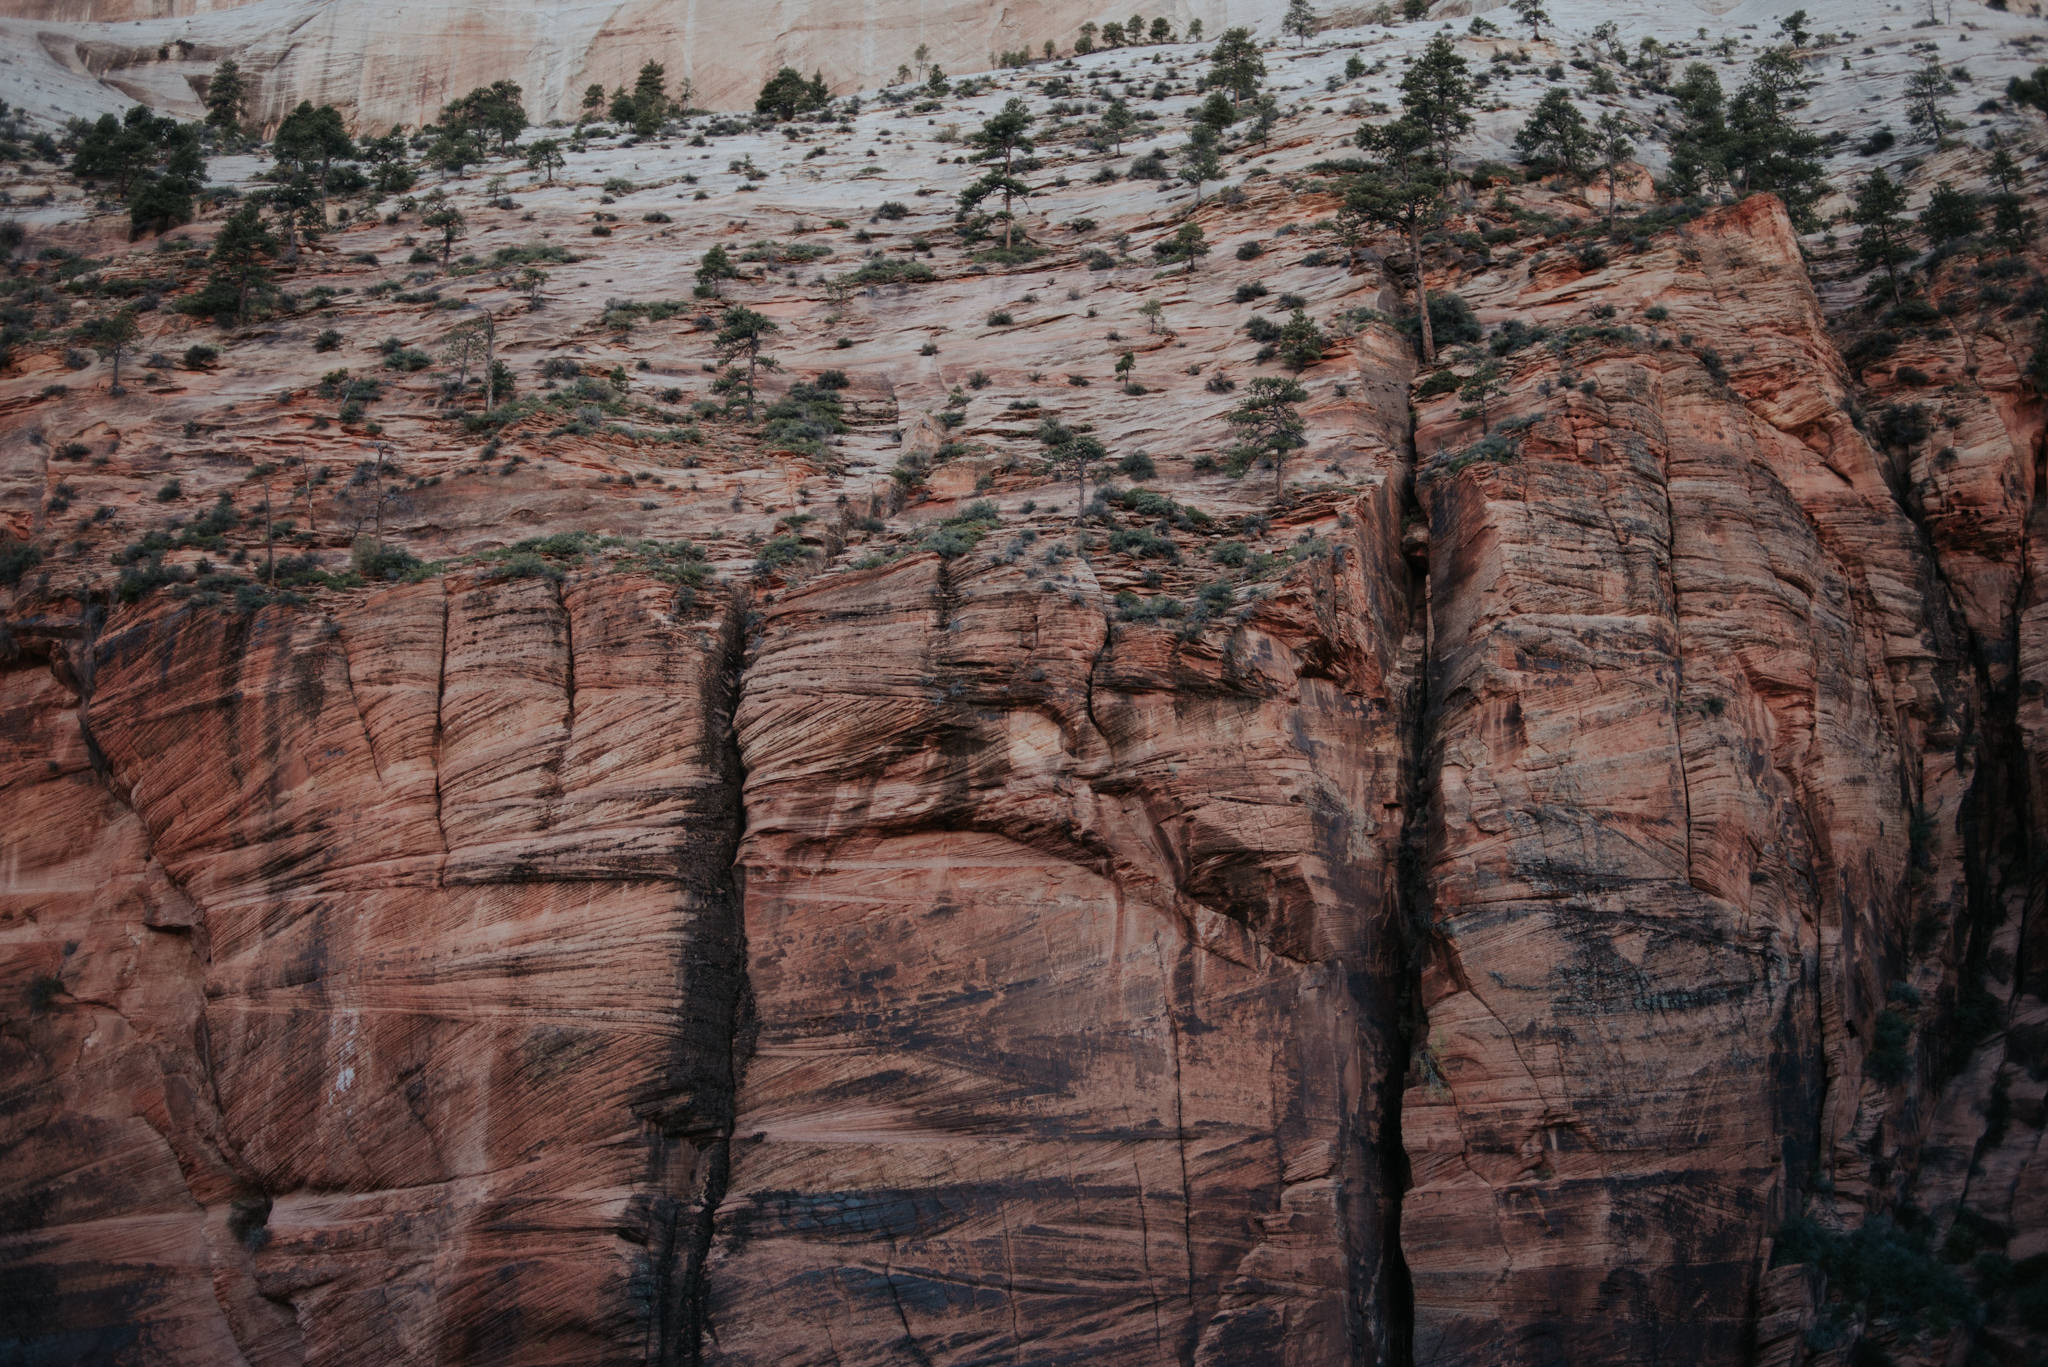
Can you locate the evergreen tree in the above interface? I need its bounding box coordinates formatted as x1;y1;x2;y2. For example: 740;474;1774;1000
1277;307;1326;371
203;59;249;133
1077;22;1098;54
1513;88;1592;180
1351;115;1448;361
1665;63;1728;197
525;137;564;183
74;107;171;196
1037;416;1106;518
126;121;205;238
443;80;526;150
695;244;736;298
1722;47;1827;227
2008;66;2048;117
1207;28;1266;106
1986;138;2032;251
1918;182;1978;245
1398;34;1474;175
713;306;779;416
1196;91;1237;133
1457;361;1505;433
756;66;826;121
1149;17;1173;42
1511;0;1548;41
1178;122;1222;203
190;204;277;324
1100;98;1135;152
1227;376;1309;500
960;98;1036;249
1594;111;1635;230
77;308;138;393
633;62;671;134
1905;59;1956;143
1849;168;1912;305
1284;0;1318;46
273;100;353;235
419;190;466;263
426;125;484;177
1102;21;1126;48
1153;221;1209;273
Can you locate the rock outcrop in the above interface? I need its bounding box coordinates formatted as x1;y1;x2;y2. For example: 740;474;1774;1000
2;8;2045;1363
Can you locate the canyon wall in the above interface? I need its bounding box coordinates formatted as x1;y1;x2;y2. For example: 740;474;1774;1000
0;0;2044;1351
0;0;1250;131
3;190;2040;1363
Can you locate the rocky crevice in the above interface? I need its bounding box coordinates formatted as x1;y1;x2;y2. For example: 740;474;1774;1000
641;588;757;1367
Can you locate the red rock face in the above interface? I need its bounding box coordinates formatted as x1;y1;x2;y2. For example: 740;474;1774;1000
1;188;2042;1367
706;483;1419;1364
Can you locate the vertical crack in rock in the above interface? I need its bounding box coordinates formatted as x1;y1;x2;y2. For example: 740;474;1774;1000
430;583;451;867
1381;401;1430;1367
642;589;756;1367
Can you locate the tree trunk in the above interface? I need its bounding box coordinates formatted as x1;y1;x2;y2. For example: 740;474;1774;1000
109;349;121;394
483;315;496;410
1272;445;1284;501
1413;222;1435;363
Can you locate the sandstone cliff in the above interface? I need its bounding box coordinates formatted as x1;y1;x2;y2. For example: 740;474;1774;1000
2;6;2045;1364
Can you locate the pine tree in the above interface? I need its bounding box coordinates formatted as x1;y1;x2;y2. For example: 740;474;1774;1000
695;244;736;298
1918;182;1979;245
961;98;1036;249
1100;98;1135;152
1227;377;1309;500
1849;168;1912;305
1722;47;1827;227
273;101;353;228
1351;115;1448;361
1457;361;1505;433
1986;139;2032;251
1905;59;1956;144
525;137;564;183
419;190;466;263
77;308;138;393
1178;122;1221;203
1284;0;1318;46
713;306;779;417
1153;221;1209;273
1277;307;1327;371
1511;0;1548;41
203;59;249;133
1037;416;1106;518
1665;63;1728;197
192;204;277;325
1594;111;1635;230
634;62;671;133
1207;28;1266;106
444;80;527;150
1513;88;1592;181
1398;34;1475;176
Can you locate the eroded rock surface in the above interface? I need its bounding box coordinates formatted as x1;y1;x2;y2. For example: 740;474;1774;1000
3;7;2046;1364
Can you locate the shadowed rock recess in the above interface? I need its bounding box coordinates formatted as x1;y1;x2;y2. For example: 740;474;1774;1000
2;6;2046;1365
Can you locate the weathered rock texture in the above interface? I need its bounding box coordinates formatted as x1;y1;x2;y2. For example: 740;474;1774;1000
0;0;1244;131
3;8;2046;1363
